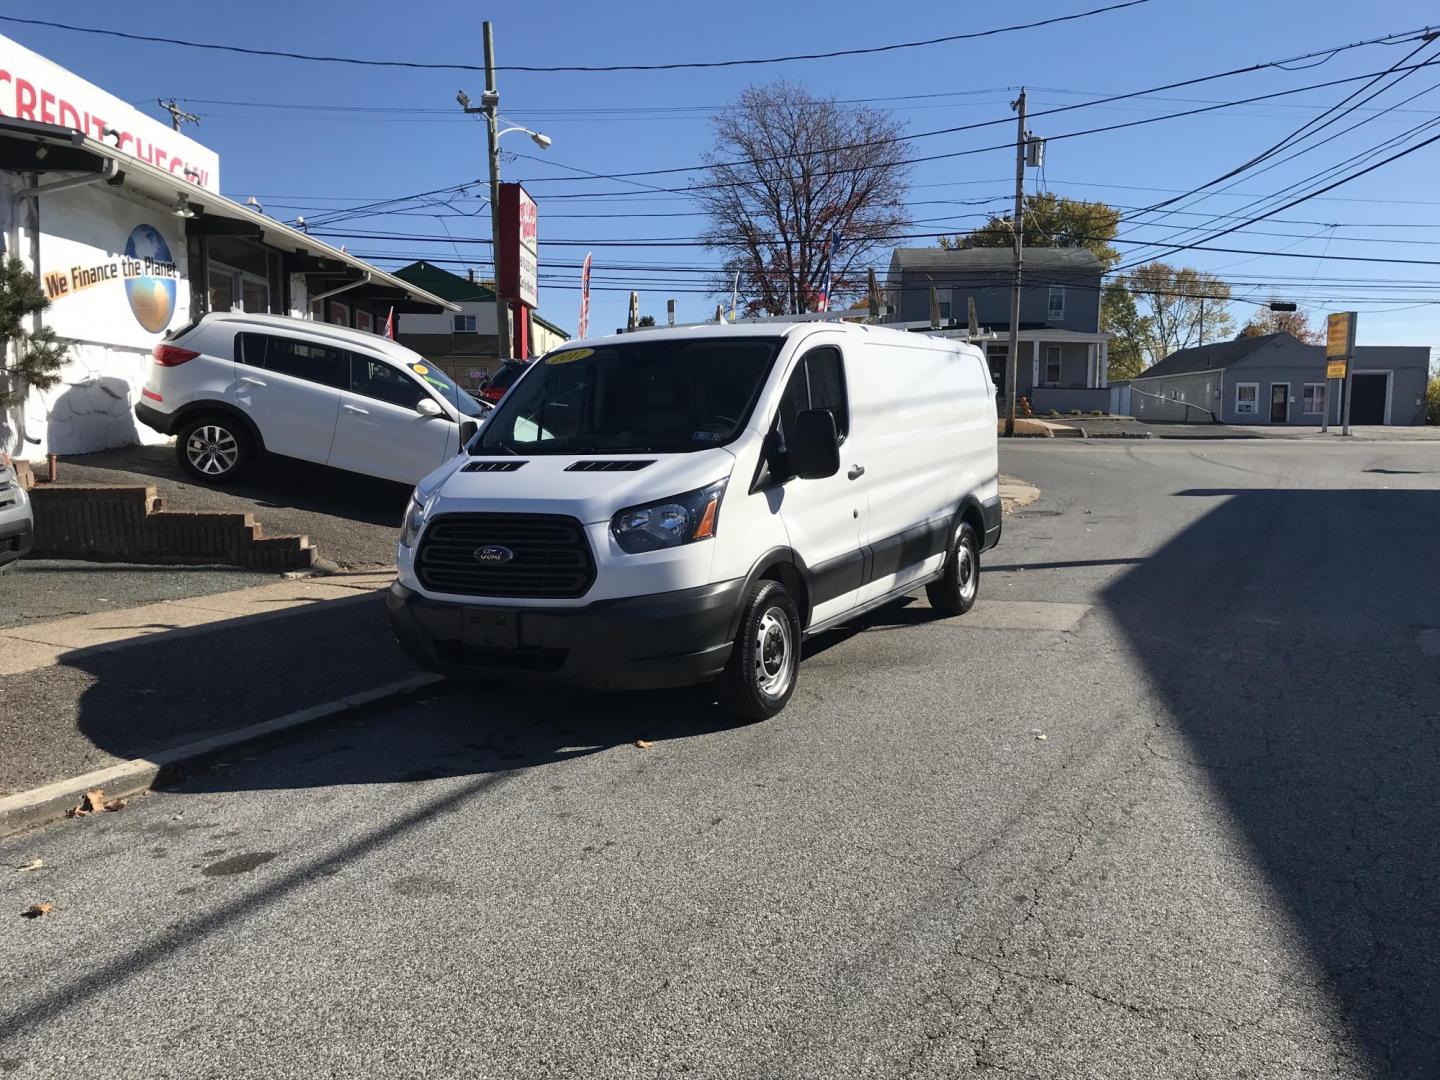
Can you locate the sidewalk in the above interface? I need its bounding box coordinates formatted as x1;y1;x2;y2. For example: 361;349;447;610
0;572;418;798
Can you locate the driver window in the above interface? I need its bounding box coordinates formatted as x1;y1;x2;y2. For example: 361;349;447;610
773;346;849;450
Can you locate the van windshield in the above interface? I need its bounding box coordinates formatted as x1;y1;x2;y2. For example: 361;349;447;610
473;337;784;455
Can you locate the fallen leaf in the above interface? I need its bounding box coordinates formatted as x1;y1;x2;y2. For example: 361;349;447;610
103;798;128;813
15;859;43;872
21;903;52;919
634;739;653;750
83;788;104;813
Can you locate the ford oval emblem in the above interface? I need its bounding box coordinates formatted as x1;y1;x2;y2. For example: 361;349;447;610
474;544;514;565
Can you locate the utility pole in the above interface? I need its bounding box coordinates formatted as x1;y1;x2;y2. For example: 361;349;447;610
1003;89;1027;437
1198;296;1206;346
480;23;511;361
157;99;199;132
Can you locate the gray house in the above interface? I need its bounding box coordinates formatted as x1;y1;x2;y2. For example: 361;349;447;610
885;246;1111;413
1129;332;1430;426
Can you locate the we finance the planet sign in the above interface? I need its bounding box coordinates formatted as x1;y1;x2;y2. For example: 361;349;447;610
44;224;180;333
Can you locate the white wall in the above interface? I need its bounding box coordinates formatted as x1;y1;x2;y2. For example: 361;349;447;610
2;179;191;457
401;299;496;336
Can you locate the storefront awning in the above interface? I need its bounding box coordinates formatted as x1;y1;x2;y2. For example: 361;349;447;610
0;116;457;314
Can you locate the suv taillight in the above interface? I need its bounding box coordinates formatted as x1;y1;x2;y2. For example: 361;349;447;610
153;343;200;366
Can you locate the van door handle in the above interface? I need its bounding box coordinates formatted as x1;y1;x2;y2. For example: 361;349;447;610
343;403;370;416
848;465;866;480
239;376;266;388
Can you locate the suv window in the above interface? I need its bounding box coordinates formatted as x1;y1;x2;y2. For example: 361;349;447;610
351;356;426;410
774;345;850;449
236;332;348;389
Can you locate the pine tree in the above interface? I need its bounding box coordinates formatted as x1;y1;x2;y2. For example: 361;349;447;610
0;256;68;407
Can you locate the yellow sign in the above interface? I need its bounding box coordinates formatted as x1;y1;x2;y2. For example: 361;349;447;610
1327;359;1347;380
545;347;594;365
1326;311;1356;360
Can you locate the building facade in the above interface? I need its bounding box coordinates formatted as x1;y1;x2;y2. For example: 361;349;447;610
0;36;454;459
1129;332;1430;426
885;246;1111;413
393;261;571;390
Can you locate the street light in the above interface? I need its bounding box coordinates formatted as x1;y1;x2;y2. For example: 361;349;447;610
458;27;553;360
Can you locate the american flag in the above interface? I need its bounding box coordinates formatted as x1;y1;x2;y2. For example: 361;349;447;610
815;229;840;312
384;307;395;340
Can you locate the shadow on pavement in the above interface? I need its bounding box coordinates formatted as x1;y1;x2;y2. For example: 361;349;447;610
60;444;411;528
1102;488;1440;1077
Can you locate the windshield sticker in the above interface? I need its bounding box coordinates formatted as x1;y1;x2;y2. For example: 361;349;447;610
411;363;430;375
692;431;723;442
545;348;594;366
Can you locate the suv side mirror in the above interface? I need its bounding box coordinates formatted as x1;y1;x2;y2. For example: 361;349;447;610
791;409;840;480
416;397;444;419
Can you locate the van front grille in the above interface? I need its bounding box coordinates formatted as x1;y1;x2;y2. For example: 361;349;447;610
416;513;595;599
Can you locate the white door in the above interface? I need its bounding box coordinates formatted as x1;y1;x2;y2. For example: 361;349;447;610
233;333;344;465
770;345;868;628
330;355;457;484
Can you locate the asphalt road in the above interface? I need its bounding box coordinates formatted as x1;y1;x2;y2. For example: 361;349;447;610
3;439;1438;1079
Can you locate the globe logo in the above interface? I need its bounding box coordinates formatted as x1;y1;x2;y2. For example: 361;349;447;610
123;224;178;333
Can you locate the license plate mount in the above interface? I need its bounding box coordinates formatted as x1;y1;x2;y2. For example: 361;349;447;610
463;610;518;650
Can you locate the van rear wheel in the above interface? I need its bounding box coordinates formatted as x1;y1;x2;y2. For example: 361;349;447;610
926;520;980;617
715;579;800;721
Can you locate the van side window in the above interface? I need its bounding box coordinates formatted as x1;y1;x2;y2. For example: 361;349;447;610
774;346;850;451
351;356;426;410
238;333;348;389
803;347;849;438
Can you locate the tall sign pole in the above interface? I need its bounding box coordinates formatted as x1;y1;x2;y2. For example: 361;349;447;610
482;23;511;360
578;252;592;339
1004;89;1027;437
1327;311;1358;436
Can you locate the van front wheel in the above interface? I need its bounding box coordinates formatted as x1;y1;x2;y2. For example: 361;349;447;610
926;520;980;617
715;579;800;721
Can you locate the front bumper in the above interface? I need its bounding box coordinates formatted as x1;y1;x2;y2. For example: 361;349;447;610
0;515;34;565
386;578;743;691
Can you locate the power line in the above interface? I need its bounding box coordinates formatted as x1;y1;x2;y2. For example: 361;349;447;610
0;2;1155;74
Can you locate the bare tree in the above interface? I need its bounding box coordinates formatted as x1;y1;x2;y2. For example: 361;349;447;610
1123;262;1235;366
695;82;910;316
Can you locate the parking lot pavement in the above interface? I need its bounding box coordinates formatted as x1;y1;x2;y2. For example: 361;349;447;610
2;439;1437;1078
0;559;280;629
53;444;411;570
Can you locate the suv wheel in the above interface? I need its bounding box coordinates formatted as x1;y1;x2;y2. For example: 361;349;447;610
176;416;253;484
716;579;801;721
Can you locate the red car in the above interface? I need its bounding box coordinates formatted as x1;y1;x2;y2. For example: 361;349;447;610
479;359;530;404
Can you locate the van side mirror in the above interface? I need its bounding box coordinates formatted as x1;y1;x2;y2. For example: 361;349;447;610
416;397;444;419
791;409;840;480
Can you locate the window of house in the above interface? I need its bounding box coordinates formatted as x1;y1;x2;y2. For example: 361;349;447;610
454;314;478;334
356;311;374;335
1302;383;1325;414
1045;346;1062;385
1048;287;1065;321
1235;382;1259;415
986;344;1008;391
208;261;269;315
328;302;350;327
934;289;952;324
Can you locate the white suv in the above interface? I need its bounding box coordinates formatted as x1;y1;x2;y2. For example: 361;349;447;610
134;312;489;485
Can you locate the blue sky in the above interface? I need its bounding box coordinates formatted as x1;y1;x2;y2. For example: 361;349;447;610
9;0;1440;350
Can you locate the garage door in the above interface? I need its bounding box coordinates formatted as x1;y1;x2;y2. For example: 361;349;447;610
1349;373;1388;425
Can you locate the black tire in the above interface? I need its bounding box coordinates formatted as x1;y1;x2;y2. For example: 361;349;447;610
926;520;980;617
715;579;801;722
175;415;254;484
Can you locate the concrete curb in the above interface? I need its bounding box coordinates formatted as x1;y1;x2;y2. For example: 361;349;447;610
0;672;445;839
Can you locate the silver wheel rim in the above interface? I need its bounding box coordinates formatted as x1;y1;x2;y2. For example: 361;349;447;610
754;606;794;699
186;425;239;476
956;540;977;601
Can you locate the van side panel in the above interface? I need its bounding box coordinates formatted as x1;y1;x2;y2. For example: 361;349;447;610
846;338;958;604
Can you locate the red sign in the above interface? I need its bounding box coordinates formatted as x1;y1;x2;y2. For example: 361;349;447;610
497;183;538;308
578;252;592;338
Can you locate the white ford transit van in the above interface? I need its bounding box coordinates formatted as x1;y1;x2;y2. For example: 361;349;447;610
387;321;1000;720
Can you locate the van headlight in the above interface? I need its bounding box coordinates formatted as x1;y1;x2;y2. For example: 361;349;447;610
610;480;726;554
400;492;428;548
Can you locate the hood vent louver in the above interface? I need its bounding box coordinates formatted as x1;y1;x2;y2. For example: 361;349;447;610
462;460;527;473
565;460;656;473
